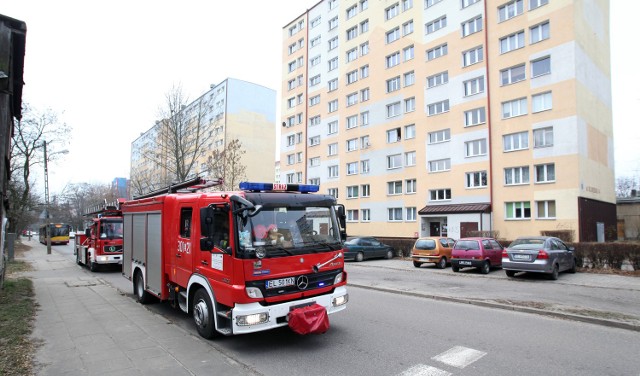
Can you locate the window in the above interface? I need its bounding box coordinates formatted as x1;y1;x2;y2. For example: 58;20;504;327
361;0;369;10
327;187;338;198
465;139;487;157
361;88;370;102
328;100;338;113
328;57;338;71
287;97;296;108
328;165;339;178
531;56;551;77
530;0;548;10
532;92;552;112
405;151;416;166
286;173;295;183
427;44;448;61
462;0;480;7
328;78;338;92
405;97;416;112
360;42;369;56
404;71;415;86
466;171;487;188
179;208;193;238
347;162;359;175
388;208;403;221
347;48;358;62
462;46;483;67
309;157;320;167
403;0;413;10
429;129;451;144
310;36;321;48
386;3;400;20
505;201;531;219
530;21;550;44
404;45;415;61
347;92;358;107
502;97;527;118
361;184;370;197
426;0;444;8
464;107;486;127
286;135;295;146
406;207;417;221
498;0;524;22
388;181;403;195
387;127;402;143
347;138;358;152
535;163;555;183
426;16;447;34
536;200;556;219
347;210;359;222
311;16;321;28
361;19;369;33
429;159;450;172
361;160;370;174
329;16;339;30
347;26;358;41
361;111;370;126
287;154;295;165
360;135;370;148
500;31;525;53
462;16;482;37
360;65;369;78
405;124;416;139
309;136;320;146
403;20;414;35
501;64;525;85
387;154;403;169
403;179;416;194
430;189;451;201
386;27;400;44
309;178;320;185
386;52;401;68
503;131;529;152
361;209;371;222
533;127;553;148
347;115;358;129
310;74;321;87
464;76;484;96
310;115;321;126
427;71;448;88
387;76;401;92
328;142;338;156
328;37;338;50
427;100;449;116
309;95;320;106
387;102;402;118
347;70;358;84
346;5;358;19
504;166;529;185
347;185;359;199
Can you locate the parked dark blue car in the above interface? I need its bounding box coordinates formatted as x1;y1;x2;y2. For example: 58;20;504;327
343;237;394;262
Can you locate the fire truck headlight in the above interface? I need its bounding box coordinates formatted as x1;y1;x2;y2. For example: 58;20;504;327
97;256;108;262
245;287;263;299
333;272;344;285
237;312;269;326
332;294;348;307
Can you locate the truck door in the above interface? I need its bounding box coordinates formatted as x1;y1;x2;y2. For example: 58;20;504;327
197;207;233;290
173;206;195;288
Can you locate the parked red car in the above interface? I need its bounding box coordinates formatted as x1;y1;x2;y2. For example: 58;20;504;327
450;237;503;274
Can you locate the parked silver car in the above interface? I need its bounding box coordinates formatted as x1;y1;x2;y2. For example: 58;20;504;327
502;236;577;280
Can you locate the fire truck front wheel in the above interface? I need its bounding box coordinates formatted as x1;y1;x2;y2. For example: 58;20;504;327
134;271;152;304
193;288;217;339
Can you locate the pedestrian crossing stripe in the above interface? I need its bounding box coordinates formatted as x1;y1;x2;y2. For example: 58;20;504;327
397;364;451;376
431;346;487;369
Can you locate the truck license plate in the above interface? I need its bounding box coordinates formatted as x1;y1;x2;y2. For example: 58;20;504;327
266;277;295;289
459;260;472;266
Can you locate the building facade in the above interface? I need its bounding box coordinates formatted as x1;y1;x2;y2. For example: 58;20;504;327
131;78;276;194
280;0;615;241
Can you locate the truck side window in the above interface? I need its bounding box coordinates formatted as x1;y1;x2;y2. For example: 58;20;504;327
180;208;193;238
212;212;229;249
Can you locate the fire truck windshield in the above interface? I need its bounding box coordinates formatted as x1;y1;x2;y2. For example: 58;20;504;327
100;220;123;240
237;206;342;258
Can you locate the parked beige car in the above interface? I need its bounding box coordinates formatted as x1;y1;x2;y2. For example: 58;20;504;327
411;237;456;269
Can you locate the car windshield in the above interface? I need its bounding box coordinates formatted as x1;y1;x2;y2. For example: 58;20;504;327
455;240;480;250
237;206;342;256
509;238;545;247
415;239;436;250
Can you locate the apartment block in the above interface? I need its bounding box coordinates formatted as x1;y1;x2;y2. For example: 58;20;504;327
280;0;615;241
131;78;276;194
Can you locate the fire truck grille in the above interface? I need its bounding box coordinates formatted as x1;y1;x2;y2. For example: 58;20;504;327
246;269;342;298
103;245;123;253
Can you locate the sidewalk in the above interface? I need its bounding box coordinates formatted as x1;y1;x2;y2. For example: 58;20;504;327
20;243;256;376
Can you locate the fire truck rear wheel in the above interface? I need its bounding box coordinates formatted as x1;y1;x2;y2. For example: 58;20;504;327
135;271;152;304
193;288;217;339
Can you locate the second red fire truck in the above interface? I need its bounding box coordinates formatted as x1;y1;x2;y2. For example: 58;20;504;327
75;199;125;271
121;178;349;338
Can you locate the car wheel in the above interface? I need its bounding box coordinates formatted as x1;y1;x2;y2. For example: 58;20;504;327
385;250;393;259
436;257;446;269
569;258;577;273
413;261;422;268
355;252;364;262
549;264;559;280
505;270;516;277
480;261;490;275
452;265;459;273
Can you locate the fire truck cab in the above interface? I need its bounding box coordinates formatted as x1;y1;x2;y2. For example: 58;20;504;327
122;180;349;338
75;199;125;272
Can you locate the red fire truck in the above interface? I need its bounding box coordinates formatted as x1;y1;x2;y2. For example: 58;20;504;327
121;178;349;338
75;199;125;271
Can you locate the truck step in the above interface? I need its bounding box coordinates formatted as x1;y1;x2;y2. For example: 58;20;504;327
217;328;232;336
217;310;231;319
178;291;188;313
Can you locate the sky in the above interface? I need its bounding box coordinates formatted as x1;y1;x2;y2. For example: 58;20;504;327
1;0;638;196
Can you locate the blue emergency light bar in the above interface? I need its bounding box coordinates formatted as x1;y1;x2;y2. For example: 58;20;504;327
239;182;319;193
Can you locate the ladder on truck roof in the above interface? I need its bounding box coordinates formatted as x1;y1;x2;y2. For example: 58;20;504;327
133;177;223;200
85;198;126;217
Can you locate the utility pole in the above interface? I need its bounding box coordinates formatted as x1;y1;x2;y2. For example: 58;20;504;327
44;140;51;254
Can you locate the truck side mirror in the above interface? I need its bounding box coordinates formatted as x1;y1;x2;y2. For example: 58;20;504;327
200;237;214;252
200;207;214;237
85;228;91;237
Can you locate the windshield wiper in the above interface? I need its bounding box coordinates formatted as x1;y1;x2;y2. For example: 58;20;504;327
264;245;294;256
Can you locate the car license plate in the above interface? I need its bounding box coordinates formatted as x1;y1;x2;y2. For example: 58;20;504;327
419;258;430;262
459;260;472;266
513;254;530;261
266;277;295;289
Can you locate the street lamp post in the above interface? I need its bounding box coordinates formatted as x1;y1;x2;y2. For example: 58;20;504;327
43;140;51;254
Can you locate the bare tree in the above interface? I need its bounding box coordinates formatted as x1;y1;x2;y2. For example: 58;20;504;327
57;182;117;230
205;139;247;191
616;176;639;198
7;104;70;233
144;84;216;184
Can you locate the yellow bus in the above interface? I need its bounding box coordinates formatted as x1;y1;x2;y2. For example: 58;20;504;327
39;223;71;245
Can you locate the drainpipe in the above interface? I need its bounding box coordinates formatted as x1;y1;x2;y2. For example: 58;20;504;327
483;0;494;233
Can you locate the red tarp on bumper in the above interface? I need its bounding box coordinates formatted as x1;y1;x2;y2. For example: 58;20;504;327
288;304;330;335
